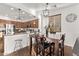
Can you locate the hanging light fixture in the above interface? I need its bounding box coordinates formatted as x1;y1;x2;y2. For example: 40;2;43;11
18;8;21;20
42;3;49;17
17;8;26;20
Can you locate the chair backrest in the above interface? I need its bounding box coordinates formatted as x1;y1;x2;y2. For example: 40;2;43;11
73;37;79;56
60;34;65;42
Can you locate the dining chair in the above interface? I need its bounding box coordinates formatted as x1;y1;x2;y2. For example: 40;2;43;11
73;37;79;56
58;34;65;56
37;35;55;56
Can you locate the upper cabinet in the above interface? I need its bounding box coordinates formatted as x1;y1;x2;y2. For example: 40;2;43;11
26;20;38;28
0;19;38;28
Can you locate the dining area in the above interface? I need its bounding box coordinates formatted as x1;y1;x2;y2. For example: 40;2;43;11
6;32;73;56
29;33;65;56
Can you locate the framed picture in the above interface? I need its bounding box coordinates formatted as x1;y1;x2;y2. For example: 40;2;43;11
48;14;61;33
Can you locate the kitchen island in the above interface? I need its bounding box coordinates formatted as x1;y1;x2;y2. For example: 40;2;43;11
4;33;30;55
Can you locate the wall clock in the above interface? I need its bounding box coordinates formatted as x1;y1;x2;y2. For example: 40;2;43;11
66;13;77;22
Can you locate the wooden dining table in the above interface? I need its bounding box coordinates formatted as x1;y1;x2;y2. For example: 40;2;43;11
29;34;60;56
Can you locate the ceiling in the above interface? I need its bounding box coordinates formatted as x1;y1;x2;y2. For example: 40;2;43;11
0;3;36;21
0;3;77;22
23;3;75;10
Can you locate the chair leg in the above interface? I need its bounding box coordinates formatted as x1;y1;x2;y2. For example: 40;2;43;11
49;45;51;56
58;46;64;56
49;43;55;56
53;44;55;55
62;47;64;56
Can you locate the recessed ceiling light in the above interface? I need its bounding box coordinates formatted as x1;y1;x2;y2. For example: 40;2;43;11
11;8;14;10
22;12;25;14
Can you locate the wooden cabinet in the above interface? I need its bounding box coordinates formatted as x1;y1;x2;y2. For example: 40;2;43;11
0;37;4;55
0;19;38;28
26;20;38;28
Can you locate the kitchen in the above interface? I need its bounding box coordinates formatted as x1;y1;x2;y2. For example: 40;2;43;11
0;18;39;55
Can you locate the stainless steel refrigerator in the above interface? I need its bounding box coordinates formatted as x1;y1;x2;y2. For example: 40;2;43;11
5;24;14;35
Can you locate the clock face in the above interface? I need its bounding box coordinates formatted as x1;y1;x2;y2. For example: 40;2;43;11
66;13;77;22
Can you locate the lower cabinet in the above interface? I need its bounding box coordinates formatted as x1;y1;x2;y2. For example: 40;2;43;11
0;37;4;55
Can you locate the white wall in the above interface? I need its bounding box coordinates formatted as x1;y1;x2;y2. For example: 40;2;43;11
37;4;79;48
37;11;49;35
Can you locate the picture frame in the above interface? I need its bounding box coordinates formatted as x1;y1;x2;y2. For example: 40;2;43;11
48;14;61;33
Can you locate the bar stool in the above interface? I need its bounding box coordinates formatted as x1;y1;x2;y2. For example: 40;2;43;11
14;39;23;51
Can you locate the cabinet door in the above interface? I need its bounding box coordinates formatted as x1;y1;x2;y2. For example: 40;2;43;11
0;37;4;54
